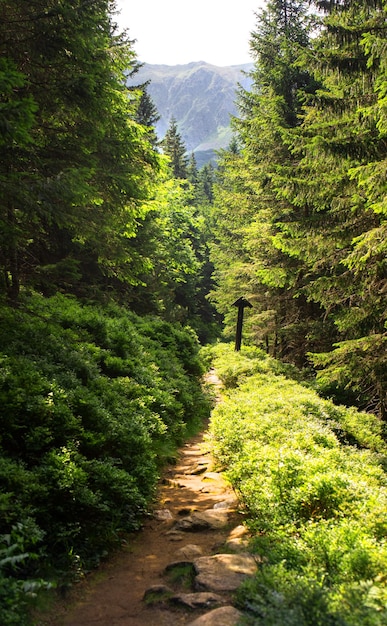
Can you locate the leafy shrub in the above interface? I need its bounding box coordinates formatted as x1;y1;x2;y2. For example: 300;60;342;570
208;343;387;626
201;342;308;388
0;521;51;626
0;293;210;592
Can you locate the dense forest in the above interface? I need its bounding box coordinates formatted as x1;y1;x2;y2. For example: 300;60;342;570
212;0;387;419
0;0;386;624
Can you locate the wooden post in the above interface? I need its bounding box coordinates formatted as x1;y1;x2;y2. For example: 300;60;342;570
232;297;253;351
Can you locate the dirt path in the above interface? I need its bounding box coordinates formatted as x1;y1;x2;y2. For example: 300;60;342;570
40;371;247;626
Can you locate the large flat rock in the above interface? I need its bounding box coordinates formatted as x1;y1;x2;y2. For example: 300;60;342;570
174;510;229;532
170;591;225;609
194;553;257;592
186;605;244;626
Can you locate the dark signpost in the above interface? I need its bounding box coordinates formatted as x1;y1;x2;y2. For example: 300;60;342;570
232;297;253;351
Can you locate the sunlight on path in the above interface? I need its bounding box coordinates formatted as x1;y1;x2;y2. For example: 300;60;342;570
42;370;252;626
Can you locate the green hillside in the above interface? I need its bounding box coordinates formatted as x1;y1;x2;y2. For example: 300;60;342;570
0;294;210;624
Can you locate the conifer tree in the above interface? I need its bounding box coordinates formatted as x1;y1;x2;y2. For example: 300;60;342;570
277;0;387;416
198;163;215;204
161;117;188;179
210;0;387;415
134;81;160;149
211;0;318;361
187;152;199;186
0;0;160;300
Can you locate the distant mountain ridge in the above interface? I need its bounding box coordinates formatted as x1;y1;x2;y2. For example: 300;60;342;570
131;61;253;166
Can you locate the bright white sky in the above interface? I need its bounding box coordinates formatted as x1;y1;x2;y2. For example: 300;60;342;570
114;1;264;67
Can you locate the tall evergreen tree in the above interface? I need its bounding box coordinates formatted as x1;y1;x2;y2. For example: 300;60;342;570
198;163;215;204
211;0;318;361
275;0;387;416
134;80;160;149
187;152;199;186
0;0;160;300
161;117;188;179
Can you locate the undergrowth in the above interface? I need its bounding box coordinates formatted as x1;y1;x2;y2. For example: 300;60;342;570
205;343;387;626
0;292;210;624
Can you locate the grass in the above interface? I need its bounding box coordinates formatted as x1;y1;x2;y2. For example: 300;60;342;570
165;562;196;591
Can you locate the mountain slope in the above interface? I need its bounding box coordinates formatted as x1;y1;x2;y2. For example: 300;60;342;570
132;61;253;166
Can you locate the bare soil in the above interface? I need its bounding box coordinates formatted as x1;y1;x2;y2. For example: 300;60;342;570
37;371;243;626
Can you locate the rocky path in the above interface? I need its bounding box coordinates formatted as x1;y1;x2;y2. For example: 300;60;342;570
45;371;257;626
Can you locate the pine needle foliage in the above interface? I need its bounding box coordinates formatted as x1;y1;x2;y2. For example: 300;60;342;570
210;0;387;416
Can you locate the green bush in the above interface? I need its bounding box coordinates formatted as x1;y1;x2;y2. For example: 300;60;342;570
208;343;387;626
0;521;52;626
0;293;210;590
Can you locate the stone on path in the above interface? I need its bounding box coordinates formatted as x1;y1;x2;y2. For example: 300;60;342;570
190;464;209;475
225;524;250;552
153;509;173;521
169;591;225;609
165;529;185;541
213;496;238;510
227;525;248;539
174;510;229;532
176;544;203;559
225;536;250;552
194;553;257;592
202;471;227;483
186;606;244;626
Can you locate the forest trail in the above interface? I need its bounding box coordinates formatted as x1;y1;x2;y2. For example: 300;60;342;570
41;370;250;626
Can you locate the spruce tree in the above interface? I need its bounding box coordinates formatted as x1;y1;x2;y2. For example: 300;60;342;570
211;0;318;361
161;117;188;179
279;0;387;416
0;0;160;300
134;81;160;149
